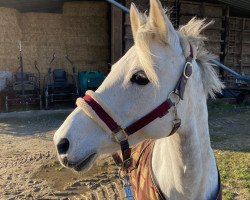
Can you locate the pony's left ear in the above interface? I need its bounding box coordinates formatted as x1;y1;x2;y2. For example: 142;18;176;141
130;3;145;39
149;0;168;42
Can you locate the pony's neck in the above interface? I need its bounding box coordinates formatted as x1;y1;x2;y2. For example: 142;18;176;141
152;63;218;200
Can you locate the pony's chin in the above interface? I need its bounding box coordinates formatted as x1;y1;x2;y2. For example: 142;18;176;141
60;153;97;173
73;153;97;172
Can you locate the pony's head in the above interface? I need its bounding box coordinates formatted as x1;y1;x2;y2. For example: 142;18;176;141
54;0;223;172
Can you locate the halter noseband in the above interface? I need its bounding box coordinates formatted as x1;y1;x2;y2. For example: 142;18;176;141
77;44;193;170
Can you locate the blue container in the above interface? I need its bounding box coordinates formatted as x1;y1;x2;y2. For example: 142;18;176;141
78;71;105;96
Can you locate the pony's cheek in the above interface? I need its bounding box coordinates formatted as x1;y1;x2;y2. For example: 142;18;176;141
145;116;174;138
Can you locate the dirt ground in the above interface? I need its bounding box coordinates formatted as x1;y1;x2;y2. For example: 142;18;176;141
0;110;124;200
0;102;249;200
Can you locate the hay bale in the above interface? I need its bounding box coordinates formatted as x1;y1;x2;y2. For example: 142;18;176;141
64;34;108;47
245;19;250;30
63;16;108;35
66;45;108;61
63;1;109;74
0;7;20;27
205;42;221;57
0;1;110;79
0;7;22;73
204;30;222;41
20;2;110;74
20;12;66;74
63;1;108;17
180;2;222;17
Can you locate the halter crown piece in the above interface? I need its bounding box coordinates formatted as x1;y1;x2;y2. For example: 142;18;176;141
76;44;193;200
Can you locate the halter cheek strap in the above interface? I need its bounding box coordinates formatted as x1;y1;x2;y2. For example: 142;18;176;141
77;44;193;170
79;94;174;168
174;46;193;100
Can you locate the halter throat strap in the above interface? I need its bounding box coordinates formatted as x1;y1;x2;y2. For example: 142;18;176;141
79;44;193;170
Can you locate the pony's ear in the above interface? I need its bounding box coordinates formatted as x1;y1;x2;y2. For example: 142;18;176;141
130;3;144;38
149;0;168;42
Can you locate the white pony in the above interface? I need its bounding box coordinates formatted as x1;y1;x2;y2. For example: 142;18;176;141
54;0;224;199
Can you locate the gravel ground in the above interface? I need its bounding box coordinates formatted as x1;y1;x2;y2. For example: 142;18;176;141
0;103;249;200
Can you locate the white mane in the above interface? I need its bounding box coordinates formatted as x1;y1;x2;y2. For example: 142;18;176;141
179;17;225;98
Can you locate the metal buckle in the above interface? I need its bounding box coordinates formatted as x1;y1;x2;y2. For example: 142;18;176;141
168;91;180;106
123;158;132;169
173;118;181;127
183;61;192;79
113;128;128;143
168;105;181;136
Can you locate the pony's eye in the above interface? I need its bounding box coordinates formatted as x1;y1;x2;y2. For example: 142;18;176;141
130;71;150;85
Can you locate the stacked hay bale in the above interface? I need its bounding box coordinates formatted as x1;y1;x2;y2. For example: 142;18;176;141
20;13;66;75
0;8;22;90
0;1;110;93
178;1;224;59
124;0;223;59
225;17;250;75
63;1;109;73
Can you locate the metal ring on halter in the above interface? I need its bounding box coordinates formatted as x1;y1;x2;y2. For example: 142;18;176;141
183;62;192;79
168;91;180;106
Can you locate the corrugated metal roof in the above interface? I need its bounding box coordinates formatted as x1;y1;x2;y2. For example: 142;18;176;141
0;0;81;13
217;0;250;15
0;0;249;16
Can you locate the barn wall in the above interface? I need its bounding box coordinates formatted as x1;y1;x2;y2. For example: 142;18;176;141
124;0;250;85
0;1;109;90
21;13;66;75
178;1;224;59
124;0;224;59
0;7;22;90
63;1;109;74
225;17;250;74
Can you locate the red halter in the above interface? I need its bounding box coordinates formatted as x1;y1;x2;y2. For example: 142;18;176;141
82;45;193;169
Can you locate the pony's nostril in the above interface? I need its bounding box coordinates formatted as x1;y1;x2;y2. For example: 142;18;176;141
57;138;70;155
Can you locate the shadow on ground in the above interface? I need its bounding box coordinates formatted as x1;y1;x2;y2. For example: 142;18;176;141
0;109;71;135
208;101;250;152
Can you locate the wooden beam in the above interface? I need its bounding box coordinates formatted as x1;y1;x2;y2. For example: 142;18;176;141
221;5;229;79
111;2;123;65
239;18;245;74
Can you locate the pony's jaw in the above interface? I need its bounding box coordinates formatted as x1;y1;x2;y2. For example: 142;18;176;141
53;108;118;172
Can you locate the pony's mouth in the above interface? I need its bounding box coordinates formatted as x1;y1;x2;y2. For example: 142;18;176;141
71;153;97;172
